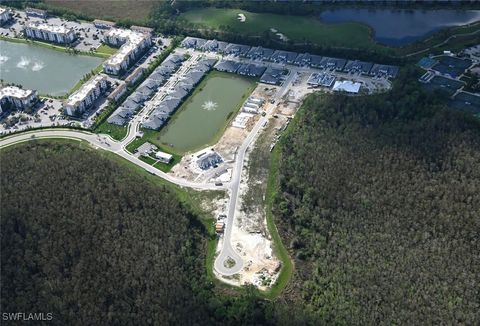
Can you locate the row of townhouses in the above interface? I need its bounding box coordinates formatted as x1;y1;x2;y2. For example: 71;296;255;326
102;28;152;75
64;75;108;116
0;86;38;114
24;22;76;44
182;37;399;78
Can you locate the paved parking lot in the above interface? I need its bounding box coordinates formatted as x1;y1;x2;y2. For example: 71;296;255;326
1;9;104;51
1;9;171;54
0;97;70;135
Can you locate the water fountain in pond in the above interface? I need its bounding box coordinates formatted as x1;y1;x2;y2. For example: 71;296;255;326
202;100;218;111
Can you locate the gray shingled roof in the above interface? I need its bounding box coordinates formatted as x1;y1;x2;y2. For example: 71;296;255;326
142;115;165;130
271;50;299;63
247;46;275;60
107;113;126;125
169;87;189;99
320;57;347;70
344;60;374;74
214;60;241;73
224;43;251;56
237;63;266;77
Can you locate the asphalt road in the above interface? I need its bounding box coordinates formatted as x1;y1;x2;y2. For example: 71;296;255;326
0;54;298;278
213;71;296;276
0;129;225;191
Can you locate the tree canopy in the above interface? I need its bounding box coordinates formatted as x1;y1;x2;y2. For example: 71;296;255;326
273;67;480;325
0;141;272;325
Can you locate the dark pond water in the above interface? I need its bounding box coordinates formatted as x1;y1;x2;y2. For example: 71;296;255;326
319;9;480;46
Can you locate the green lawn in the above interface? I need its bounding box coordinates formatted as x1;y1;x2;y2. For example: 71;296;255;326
181;8;388;52
260;126;294;300
96;44;118;55
125;132;182;172
95;121;128;141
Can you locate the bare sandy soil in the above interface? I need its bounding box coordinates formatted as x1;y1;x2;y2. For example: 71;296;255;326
216;98;297;290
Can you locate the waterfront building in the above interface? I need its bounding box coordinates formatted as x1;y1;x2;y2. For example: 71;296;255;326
102;28;152;75
0;7;12;26
155;151;173;164
0;86;38;112
64;75;108;116
24;22;76;44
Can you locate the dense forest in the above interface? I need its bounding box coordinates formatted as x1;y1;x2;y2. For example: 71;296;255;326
2;68;480;324
0;141;276;325
274;67;480;325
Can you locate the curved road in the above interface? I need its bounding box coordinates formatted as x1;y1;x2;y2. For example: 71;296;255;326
0;60;296;278
0;129;225;191
0;126;251;276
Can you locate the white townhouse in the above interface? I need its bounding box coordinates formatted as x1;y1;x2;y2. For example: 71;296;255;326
64;75;108;116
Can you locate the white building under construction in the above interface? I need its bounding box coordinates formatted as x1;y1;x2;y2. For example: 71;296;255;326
24;22;76;44
0;86;38;113
64;75;108;116
102;28;152;75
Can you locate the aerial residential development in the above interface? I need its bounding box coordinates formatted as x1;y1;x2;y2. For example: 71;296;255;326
0;1;479;325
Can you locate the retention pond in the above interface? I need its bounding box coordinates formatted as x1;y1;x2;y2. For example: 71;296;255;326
152;71;256;153
0;40;104;96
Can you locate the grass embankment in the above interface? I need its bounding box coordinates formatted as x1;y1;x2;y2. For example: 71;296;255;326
65;63;104;95
181;8;387;53
96;44;118;55
144;70;257;154
0;35;110;59
259;118;299;299
94;122;128;141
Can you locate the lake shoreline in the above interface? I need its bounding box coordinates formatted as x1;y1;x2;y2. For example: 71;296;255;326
318;8;480;46
0;39;104;97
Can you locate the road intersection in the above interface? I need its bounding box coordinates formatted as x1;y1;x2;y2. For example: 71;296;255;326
0;54;297;278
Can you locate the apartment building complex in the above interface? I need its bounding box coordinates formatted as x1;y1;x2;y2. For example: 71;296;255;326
24;22;76;44
102;28;152;75
64;75;108;116
0;86;38;113
0;7;12;26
